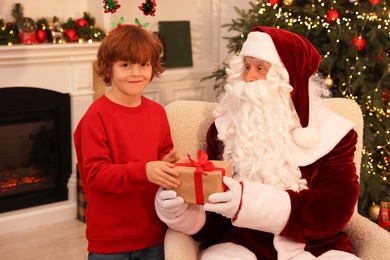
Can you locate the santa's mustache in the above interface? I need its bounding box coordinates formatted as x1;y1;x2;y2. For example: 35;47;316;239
220;79;293;111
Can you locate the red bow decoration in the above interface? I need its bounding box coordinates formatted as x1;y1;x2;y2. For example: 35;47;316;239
187;150;216;172
138;0;157;16
103;0;121;13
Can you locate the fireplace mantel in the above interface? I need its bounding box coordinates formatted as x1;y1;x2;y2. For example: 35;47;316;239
0;42;100;235
0;43;100;93
0;42;100;63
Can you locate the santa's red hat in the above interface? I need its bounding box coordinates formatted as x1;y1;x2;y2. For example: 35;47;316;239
240;26;322;148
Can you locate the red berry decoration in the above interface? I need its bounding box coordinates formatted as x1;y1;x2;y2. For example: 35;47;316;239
382;89;389;103
139;0;157;16
103;0;121;13
76;18;88;28
35;29;47;43
326;9;340;23
370;0;381;5
267;0;279;6
352;36;366;52
64;29;78;42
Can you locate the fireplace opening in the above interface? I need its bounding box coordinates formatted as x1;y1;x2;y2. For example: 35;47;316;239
0;87;71;213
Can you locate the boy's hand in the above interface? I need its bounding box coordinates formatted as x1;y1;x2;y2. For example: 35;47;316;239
162;148;181;163
146;161;180;189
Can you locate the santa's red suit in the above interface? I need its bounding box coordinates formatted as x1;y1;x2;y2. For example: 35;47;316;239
155;27;360;259
157;109;359;260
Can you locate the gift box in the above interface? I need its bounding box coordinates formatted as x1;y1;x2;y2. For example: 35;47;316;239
173;150;232;205
378;201;390;231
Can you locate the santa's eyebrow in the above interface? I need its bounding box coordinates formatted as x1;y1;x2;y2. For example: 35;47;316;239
244;57;270;66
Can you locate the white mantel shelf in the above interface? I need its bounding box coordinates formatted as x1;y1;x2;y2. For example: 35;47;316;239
0;42;100;94
0;42;101;65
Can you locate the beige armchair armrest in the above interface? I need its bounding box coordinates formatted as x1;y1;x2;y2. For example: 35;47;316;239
344;212;390;259
164;228;200;260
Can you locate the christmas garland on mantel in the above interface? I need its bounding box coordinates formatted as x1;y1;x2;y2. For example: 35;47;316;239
0;3;106;46
0;1;158;46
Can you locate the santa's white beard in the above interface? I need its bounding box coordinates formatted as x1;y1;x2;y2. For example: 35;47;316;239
215;80;307;191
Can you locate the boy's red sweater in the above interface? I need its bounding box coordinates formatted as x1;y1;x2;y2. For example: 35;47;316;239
74;95;172;253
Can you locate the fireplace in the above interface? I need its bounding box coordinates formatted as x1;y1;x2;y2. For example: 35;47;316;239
0;42;100;234
0;87;71;213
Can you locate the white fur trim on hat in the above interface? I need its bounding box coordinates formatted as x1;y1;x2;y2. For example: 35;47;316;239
293;127;320;148
240;31;284;67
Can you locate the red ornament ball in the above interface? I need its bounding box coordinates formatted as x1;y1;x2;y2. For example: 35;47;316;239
268;0;280;6
352;36;366;52
35;29;47;43
64;29;78;42
326;9;340;23
370;0;381;5
76;18;88;28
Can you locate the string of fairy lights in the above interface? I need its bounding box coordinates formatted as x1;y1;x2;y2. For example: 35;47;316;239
250;0;390;190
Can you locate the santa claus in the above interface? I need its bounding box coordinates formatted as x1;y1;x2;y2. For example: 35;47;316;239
155;26;361;259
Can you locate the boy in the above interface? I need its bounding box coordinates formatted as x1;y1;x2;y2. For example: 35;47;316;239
74;24;180;260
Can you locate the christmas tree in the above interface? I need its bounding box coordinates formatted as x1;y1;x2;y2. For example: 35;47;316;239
207;0;390;221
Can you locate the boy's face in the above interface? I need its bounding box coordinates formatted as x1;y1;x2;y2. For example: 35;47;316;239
110;60;152;98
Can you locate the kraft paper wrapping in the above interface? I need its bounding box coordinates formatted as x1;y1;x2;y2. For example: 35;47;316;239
173;160;232;205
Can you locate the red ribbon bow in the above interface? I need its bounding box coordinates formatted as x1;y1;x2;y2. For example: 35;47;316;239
187;150;215;172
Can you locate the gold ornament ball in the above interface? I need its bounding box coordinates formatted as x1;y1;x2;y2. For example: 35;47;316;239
284;0;294;5
368;204;380;220
324;77;334;88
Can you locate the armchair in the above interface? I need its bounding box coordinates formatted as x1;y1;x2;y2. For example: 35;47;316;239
164;98;390;260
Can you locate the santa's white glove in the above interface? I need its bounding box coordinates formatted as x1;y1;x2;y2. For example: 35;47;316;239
203;176;242;219
155;187;188;220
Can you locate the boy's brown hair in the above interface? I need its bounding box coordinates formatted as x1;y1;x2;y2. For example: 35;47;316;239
95;25;165;86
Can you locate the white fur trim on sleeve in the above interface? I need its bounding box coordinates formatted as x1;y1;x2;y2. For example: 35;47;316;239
157;204;206;235
233;182;291;235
